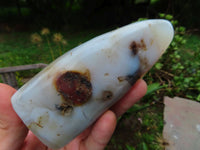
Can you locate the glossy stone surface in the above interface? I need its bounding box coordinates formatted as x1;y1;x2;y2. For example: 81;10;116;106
11;19;174;149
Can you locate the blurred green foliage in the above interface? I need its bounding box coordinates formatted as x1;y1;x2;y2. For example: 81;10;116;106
0;0;200;29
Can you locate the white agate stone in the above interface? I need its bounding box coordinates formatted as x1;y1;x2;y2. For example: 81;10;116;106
11;19;174;149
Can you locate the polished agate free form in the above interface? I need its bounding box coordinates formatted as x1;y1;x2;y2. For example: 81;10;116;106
11;19;174;149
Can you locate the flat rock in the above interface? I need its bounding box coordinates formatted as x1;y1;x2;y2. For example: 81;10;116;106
163;97;200;150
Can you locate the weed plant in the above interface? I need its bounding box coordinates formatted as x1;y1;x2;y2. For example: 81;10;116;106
147;13;200;102
30;28;68;61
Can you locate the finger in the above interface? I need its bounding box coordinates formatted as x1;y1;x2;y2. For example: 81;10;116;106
21;131;47;150
81;110;117;150
0;83;28;150
65;126;92;150
111;79;147;117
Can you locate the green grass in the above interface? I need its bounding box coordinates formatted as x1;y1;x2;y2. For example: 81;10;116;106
181;34;200;62
0;30;106;67
0;28;110;84
0;29;110;78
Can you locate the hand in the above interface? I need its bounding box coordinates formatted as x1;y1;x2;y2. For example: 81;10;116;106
0;79;147;150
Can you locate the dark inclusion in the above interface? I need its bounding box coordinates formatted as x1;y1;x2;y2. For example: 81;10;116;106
129;39;147;56
130;41;138;55
102;91;113;101
55;71;92;106
118;70;142;85
127;40;146;85
55;104;73;115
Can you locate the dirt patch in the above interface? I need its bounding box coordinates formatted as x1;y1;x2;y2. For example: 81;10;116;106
106;102;164;150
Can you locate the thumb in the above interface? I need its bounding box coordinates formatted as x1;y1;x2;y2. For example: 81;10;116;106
0;83;28;150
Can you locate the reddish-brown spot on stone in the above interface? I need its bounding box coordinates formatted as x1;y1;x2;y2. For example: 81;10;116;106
55;71;92;106
104;73;109;76
130;39;147;55
102;91;113;101
35;123;43;128
140;39;147;51
117;76;126;82
148;24;152;27
117;70;142;85
130;41;138;55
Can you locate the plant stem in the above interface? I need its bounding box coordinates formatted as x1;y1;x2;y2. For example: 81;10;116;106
58;42;62;56
46;36;55;61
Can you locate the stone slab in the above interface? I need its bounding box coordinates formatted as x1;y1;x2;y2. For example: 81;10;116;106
163;97;200;150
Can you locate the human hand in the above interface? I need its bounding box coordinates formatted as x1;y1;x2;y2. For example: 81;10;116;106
0;79;147;150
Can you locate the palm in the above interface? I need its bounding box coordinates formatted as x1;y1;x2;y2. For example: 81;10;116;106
0;80;146;150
